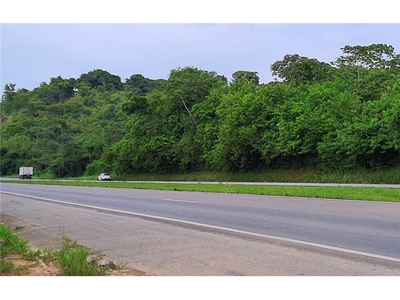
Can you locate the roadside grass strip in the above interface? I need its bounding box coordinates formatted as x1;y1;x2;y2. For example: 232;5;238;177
0;223;111;276
0;223;41;274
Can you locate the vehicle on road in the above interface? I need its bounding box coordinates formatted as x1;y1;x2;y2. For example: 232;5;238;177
19;167;33;180
98;173;112;181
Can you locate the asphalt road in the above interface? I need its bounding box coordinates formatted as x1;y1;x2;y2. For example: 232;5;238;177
1;183;400;263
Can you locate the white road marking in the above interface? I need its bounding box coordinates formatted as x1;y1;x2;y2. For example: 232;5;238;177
2;191;400;264
162;198;197;203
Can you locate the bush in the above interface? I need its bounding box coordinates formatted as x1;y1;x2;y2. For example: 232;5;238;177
85;159;112;176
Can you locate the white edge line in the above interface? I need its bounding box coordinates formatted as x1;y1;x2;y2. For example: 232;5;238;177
2;191;400;264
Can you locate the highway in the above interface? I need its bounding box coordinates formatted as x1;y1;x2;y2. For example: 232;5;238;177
1;182;400;263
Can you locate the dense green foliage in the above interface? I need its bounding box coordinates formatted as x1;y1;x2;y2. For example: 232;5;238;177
1;44;399;180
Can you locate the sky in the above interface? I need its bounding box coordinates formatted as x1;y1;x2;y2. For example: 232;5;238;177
1;1;400;91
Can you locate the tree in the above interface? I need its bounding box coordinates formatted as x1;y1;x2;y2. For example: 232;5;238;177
1;84;16;114
1;84;31;113
164;67;226;114
49;76;76;101
124;74;166;95
191;85;228;169
121;95;148;115
50;141;90;177
2;62;399;177
209;81;263;171
333;44;399;78
78;69;123;91
231;71;259;85
1;83;16;101
271;54;334;85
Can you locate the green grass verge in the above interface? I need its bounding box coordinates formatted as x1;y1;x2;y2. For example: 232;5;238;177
0;223;41;274
0;223;109;276
3;179;400;202
53;237;107;276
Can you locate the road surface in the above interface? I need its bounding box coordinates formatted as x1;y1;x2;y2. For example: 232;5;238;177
1;183;400;275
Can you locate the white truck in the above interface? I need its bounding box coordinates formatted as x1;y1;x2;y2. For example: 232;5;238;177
19;166;33;180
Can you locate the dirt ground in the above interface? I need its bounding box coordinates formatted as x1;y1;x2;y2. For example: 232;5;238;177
1;214;147;276
2;254;148;276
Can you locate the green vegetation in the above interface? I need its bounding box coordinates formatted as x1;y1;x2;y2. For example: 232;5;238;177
0;223;41;274
5;180;400;202
1;44;399;182
52;237;107;276
0;223;113;275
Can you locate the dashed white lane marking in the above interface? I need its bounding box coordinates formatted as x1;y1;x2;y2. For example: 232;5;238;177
162;198;197;203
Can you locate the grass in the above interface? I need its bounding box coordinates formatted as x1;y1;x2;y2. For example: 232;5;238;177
3;179;400;202
0;223;114;276
0;223;31;257
53;237;107;276
0;223;41;274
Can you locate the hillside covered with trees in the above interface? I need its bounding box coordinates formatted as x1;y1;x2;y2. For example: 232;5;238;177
1;44;399;180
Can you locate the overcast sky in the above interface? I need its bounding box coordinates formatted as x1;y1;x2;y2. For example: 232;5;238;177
1;2;400;91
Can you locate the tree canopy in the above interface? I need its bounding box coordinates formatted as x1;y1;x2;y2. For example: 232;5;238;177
1;44;399;178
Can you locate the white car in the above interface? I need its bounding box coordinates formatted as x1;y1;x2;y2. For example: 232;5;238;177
98;173;112;181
